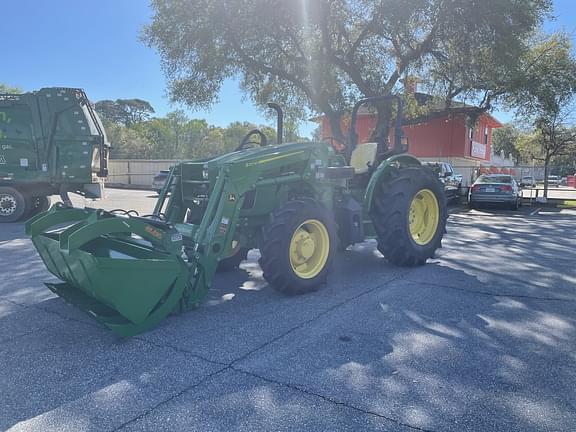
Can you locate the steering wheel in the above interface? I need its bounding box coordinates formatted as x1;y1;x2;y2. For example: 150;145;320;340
235;129;268;151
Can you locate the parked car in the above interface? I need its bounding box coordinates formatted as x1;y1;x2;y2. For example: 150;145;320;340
560;177;568;186
152;169;170;194
520;176;536;187
469;174;522;210
547;175;561;187
423;162;462;200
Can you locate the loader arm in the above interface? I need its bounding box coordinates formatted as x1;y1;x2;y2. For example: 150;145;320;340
26;145;319;336
174;152;314;309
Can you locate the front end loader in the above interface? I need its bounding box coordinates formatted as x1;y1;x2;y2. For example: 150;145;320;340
28;96;447;336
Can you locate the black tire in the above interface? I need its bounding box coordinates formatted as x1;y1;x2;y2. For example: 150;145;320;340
0;187;30;223
27;196;51;218
259;198;337;295
218;247;249;272
370;167;447;266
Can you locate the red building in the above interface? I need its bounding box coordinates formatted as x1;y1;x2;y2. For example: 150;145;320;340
319;103;504;186
319;105;503;167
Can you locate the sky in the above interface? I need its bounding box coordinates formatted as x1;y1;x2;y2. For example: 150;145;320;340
1;0;575;137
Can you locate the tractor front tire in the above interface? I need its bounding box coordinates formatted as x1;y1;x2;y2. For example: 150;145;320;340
371;167;447;266
259;198;336;295
0;187;29;223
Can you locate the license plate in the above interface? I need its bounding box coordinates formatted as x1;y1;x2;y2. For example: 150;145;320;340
485;187;495;192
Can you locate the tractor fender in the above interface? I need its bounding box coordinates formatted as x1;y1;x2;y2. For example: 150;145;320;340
363;154;421;214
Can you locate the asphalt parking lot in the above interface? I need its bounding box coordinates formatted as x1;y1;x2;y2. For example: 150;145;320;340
1;189;575;431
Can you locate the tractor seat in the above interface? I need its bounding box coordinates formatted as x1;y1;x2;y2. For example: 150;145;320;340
350;142;378;174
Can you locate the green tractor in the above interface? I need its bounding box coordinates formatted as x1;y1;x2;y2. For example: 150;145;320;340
27;96;447;336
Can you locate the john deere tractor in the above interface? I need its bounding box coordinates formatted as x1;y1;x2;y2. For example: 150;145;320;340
27;96;447;336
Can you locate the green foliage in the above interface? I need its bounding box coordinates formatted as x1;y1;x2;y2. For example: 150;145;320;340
0;84;22;94
492;125;522;164
105;121;156;159
102;108;308;160
508;33;576;125
505;33;576;195
95;99;156;126
144;0;551;141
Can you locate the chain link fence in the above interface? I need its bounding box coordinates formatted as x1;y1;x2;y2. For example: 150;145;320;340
104;160;576;204
107;160;177;187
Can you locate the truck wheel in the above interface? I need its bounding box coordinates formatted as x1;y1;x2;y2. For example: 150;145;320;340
370;167;447;266
0;187;29;222
28;196;51;217
217;242;249;272
259;198;336;295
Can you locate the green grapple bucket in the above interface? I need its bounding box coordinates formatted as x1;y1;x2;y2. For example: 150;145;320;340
25;204;191;336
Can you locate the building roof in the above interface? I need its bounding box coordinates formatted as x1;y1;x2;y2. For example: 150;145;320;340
312;93;503;129
403;107;503;129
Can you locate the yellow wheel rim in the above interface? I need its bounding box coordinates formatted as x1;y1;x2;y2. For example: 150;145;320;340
289;219;330;279
409;189;440;246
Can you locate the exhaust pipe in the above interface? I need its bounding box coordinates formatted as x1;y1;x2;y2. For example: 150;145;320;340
267;103;283;144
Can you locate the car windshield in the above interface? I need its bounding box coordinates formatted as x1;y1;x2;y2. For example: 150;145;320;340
477;175;512;184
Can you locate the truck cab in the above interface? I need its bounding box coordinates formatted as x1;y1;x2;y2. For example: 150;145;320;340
0;88;109;222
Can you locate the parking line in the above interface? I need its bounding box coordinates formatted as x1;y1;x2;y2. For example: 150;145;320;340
530;207;542;216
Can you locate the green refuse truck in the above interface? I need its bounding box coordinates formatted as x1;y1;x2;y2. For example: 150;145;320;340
0;87;109;222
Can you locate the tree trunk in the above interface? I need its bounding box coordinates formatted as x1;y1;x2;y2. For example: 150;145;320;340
326;110;346;150
543;154;551;199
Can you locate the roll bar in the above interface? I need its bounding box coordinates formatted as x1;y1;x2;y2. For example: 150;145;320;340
348;95;404;161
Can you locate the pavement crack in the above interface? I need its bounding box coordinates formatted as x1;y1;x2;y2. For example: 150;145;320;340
134;336;228;368
232;366;437;432
0;323;60;345
1;297;104;328
229;272;408;366
405;278;576;303
113;366;230;431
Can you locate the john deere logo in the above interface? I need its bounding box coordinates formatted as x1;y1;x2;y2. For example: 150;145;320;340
228;193;236;202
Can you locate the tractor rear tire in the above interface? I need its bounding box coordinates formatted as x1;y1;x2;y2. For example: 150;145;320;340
370;167;447;266
0;187;29;223
259;198;337;295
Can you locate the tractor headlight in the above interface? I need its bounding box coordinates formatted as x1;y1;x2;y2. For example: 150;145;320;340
202;165;209;180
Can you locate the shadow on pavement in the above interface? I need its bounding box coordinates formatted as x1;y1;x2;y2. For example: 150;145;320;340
0;211;575;431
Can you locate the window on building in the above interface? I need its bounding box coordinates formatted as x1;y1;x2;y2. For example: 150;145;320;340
484;127;489;144
469;127;474;141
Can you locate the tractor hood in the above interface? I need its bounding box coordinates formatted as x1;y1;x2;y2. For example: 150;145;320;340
205;141;330;166
179;141;337;181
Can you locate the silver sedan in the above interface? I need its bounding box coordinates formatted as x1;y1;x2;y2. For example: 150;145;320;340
469;174;522;210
